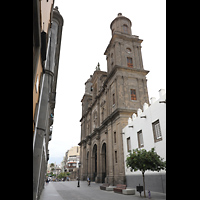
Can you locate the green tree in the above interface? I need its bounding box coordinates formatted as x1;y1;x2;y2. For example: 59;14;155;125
57;172;67;179
50;163;55;173
50;163;55;168
126;148;166;197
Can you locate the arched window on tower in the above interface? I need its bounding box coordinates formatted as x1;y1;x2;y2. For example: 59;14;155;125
123;24;128;33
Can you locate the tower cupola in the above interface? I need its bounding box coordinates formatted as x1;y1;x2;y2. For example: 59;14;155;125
110;13;132;36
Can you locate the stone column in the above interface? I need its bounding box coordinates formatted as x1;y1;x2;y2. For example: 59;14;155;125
138;45;144;69
82;144;87;180
107;121;114;185
96;133;100;183
88;147;91;179
115;42;122;66
79;144;83;180
134;45;139;69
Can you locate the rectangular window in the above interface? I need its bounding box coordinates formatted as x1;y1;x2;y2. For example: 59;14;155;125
152;120;162;142
127;57;133;68
115;151;117;163
114;132;116;143
137;130;144;148
127;137;131;152
130;89;137;100
113;93;115;105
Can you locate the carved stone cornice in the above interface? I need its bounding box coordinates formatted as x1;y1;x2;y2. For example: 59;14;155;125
96;132;100;140
86;135;91;145
83;140;86;148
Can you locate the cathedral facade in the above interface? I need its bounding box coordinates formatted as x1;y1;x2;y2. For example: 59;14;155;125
78;13;149;185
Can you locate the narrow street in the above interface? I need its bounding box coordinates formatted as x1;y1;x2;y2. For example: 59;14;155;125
40;181;166;200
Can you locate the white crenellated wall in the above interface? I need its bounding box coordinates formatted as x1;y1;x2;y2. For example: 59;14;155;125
122;89;166;176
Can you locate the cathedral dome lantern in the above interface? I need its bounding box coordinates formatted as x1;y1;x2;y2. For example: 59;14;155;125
110;13;132;36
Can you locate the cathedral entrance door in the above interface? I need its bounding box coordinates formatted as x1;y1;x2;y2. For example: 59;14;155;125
92;144;97;181
101;143;107;183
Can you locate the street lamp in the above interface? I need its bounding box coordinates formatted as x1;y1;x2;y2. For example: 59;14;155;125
77;162;81;187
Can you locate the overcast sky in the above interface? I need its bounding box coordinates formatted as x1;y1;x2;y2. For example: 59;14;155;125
48;0;166;165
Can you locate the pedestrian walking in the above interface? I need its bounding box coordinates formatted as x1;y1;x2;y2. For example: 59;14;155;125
87;177;90;186
46;178;49;184
148;190;151;199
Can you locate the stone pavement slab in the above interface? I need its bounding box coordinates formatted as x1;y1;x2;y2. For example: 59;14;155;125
40;181;166;200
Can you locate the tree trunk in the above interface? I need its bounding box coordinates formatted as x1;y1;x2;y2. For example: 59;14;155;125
142;171;146;198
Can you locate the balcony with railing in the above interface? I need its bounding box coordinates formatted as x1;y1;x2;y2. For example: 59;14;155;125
67;162;77;169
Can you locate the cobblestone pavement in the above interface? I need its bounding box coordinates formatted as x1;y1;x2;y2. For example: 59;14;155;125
40;181;166;200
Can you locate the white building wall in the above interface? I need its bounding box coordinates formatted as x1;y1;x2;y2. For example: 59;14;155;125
122;89;166;176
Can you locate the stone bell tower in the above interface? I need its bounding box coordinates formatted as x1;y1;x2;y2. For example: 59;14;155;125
79;13;150;186
104;13;149;109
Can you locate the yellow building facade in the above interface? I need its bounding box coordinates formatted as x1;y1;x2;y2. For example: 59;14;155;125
33;0;54;136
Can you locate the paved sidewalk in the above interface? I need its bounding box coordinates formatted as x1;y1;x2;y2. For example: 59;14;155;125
40;181;166;200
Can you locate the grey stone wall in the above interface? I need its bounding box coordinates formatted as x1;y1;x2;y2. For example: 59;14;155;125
126;173;166;193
